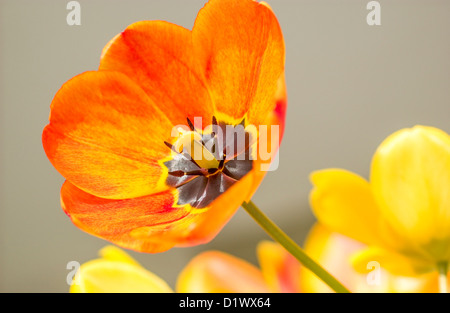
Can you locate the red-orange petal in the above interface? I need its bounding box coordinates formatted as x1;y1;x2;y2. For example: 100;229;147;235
99;21;214;127
257;241;302;293
61;169;259;253
58;162;255;253
61;181;193;253
269;72;288;141
192;0;285;125
43;71;174;200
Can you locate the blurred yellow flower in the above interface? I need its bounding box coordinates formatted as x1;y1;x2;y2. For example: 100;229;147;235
70;246;173;293
309;126;450;280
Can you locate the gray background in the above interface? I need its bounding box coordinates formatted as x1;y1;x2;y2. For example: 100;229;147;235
1;0;449;292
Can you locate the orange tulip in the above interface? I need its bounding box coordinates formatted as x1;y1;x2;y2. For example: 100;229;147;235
42;0;286;253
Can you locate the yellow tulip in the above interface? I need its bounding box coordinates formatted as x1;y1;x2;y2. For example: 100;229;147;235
70;246;173;293
309;126;450;287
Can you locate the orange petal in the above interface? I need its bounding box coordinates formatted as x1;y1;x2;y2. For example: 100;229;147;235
61;170;259;253
61;181;193;253
193;0;285;125
257;241;301;293
43;71;173;199
99;21;214;126
176;251;269;293
271;72;288;140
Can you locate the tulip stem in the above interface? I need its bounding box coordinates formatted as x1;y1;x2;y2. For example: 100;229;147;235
438;262;448;293
242;200;350;293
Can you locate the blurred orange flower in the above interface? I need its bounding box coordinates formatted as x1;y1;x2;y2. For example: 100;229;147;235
42;0;286;253
177;242;301;293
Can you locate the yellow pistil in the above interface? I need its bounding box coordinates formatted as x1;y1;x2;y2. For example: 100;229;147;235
173;130;220;170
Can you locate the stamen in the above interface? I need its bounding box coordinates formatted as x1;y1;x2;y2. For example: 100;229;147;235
187;169;208;176
164;141;179;153
207;168;219;175
186;117;195;131
169;169;207;176
163;117;253;208
218;158;225;170
168;170;185;177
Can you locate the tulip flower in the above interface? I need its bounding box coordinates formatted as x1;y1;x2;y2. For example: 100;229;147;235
300;224;446;293
70;246;173;293
177;242;301;293
42;0;286;253
178;226;447;293
43;0;354;293
309;126;450;291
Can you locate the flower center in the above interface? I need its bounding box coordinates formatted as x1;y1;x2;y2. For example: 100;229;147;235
163;116;254;208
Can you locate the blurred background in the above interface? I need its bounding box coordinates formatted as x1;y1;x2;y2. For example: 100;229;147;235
1;0;449;292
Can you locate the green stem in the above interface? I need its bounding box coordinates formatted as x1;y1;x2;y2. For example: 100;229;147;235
242;200;350;293
438;262;448;293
